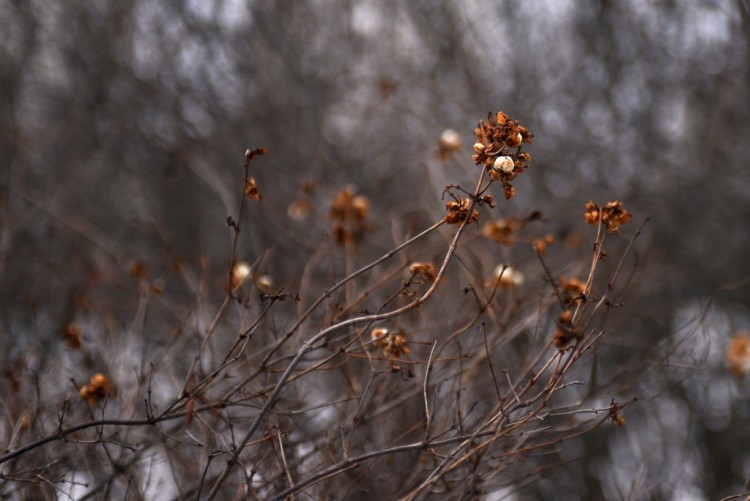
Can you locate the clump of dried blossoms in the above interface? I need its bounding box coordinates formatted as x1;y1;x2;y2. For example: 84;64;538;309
444;198;480;225
585;200;631;232
482;217;519;244
553;309;582;349
371;328;411;360
243;146;267;201
330;186;370;245
727;332;750;377
408;262;437;281
79;373;111;405
472;111;533;200
558;276;586;305
63;323;82;349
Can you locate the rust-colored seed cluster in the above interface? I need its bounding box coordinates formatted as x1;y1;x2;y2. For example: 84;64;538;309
79;373;111;405
444;198;480;225
330;187;370;245
472;111;533;199
609;406;626;427
584;200;631;232
242;146;267;201
553;310;582;349
408;262;437;281
482;218;519;244
727;332;750;377
532;234;555;255
128;260;148;280
244;176;262;200
288;178;317;222
371;328;411;359
558;276;586;305
63;323;82;349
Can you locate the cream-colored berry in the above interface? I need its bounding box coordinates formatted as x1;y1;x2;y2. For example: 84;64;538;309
493;156;514;174
231;262;252;289
439;129;461;150
256;274;273;292
493;264;525;286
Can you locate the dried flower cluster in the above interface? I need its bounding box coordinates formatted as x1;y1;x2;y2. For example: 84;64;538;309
330;186;370;245
727;332;750;377
472;111;533;199
242;146;267;201
482;218;519;244
444;198;480;225
288;178;316;222
609;402;626;427
63;323;82;349
244;176;262;201
128;260;148;280
532;234;555;255
558;276;586;305
553;309;582;349
371;328;411;360
584;200;631;232
79;373;111;405
287;199;312;221
408;262;437;281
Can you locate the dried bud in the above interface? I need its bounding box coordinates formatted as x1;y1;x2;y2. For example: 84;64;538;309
473;142;486;153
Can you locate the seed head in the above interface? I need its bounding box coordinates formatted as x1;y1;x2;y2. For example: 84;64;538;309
492;156;514;174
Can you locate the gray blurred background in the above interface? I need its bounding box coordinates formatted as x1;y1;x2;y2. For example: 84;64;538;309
1;1;749;499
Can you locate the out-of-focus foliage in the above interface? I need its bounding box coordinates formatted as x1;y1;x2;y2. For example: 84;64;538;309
1;0;749;499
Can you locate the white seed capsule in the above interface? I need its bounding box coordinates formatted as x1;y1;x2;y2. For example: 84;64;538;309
493;264;525;286
231;262;252;288
439;129;461;150
256;274;273;291
492;156;514;174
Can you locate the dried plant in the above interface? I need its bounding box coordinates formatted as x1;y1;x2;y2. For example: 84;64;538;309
1;112;649;500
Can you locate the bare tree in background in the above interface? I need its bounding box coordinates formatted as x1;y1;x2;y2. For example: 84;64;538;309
1;1;750;499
